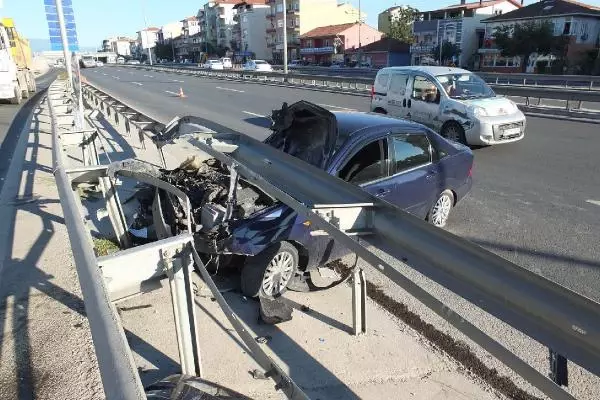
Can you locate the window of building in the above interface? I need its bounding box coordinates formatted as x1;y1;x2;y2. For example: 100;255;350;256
324;39;331;46
391;135;431;174
563;21;571;35
276;4;283;12
338;140;389;185
277;19;284;28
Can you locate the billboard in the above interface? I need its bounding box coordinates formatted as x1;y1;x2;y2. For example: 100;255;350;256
44;0;80;51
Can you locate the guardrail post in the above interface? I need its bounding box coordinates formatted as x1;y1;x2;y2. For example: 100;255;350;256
163;248;203;377
352;268;367;336
98;176;131;248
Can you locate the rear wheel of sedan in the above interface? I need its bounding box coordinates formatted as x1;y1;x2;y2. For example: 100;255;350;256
241;241;298;298
441;121;466;145
427;190;454;228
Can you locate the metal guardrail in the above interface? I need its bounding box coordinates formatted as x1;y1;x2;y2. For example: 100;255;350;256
74;79;600;399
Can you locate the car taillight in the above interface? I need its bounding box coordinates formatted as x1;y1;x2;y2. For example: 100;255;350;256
371;85;375;100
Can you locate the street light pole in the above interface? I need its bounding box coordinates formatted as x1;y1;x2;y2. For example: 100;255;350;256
282;0;288;74
170;32;175;61
141;0;153;65
54;0;73;83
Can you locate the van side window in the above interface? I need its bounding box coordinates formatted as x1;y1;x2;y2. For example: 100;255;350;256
411;75;440;104
389;74;408;96
376;72;389;91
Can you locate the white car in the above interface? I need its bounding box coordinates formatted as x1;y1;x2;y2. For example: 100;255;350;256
243;60;273;72
221;57;233;69
203;60;224;70
126;60;140;65
116;57;125;64
96;61;104;67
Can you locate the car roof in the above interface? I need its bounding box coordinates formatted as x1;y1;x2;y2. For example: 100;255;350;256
333;111;425;146
379;65;469;76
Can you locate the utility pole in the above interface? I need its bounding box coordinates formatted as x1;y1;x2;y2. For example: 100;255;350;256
141;0;153;65
54;0;73;83
282;0;288;74
170;32;175;61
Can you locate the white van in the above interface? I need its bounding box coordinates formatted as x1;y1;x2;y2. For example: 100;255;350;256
370;66;526;145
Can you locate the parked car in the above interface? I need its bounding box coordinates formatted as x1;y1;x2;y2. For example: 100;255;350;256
116;57;125;64
95;60;104;67
371;66;526;146
243;60;273;72
330;62;344;69
203;59;224;70
148;102;473;298
126;59;140;65
221;57;233;68
288;60;303;69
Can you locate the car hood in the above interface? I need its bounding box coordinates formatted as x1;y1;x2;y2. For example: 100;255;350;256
264;101;337;170
458;96;519;117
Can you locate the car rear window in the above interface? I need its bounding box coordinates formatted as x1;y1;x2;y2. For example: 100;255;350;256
376;72;389;90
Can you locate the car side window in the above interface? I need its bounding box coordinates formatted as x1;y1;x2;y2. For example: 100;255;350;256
338;139;389;185
411;75;440;104
389;74;408;96
392;135;432;174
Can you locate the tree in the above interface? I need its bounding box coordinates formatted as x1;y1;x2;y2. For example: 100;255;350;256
154;42;174;61
433;41;461;65
493;21;570;73
387;6;419;43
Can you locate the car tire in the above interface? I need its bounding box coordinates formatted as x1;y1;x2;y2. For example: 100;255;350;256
441;121;467;145
427;190;454;228
10;87;22;105
241;241;298;298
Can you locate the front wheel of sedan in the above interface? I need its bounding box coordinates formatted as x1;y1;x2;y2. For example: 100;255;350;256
427;190;454;228
241;241;298;298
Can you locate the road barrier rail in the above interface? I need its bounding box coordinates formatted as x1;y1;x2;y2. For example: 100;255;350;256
49;74;600;399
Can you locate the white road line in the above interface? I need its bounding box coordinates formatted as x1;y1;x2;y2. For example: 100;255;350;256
317;103;356;111
102;73;108;76
242;111;266;118
144;74;154;78
171;79;184;83
165;90;179;96
216;86;245;93
131;82;143;86
586;199;600;206
112;76;120;80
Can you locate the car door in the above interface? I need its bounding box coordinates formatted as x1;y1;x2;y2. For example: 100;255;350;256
408;75;443;131
387;133;439;218
385;72;410;120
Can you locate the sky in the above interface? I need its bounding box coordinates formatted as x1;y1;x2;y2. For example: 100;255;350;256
3;0;600;48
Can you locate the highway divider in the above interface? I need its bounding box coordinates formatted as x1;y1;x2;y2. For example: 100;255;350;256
113;64;600;123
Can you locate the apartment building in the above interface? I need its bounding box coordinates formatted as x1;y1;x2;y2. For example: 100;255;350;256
157;21;183;44
480;0;600;72
378;6;408;35
182;16;201;37
136;27;160;60
233;1;270;60
266;0;365;62
197;0;238;50
101;37;135;56
410;0;521;67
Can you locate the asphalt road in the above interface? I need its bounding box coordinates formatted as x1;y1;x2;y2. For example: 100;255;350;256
83;65;600;300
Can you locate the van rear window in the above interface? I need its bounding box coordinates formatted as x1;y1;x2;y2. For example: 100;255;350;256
376;73;389;89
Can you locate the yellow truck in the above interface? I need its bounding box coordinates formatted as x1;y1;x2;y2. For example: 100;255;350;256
0;17;36;104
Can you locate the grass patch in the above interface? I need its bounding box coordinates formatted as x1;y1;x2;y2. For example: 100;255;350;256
93;237;120;257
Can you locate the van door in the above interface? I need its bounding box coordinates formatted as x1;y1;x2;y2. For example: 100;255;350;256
408;75;443;131
385;72;410;120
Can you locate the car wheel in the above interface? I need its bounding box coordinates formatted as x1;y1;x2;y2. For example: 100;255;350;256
10;87;22;105
241;241;298;298
427;190;454;228
441;121;466;145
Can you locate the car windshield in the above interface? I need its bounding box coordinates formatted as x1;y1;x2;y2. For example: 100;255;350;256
436;73;495;100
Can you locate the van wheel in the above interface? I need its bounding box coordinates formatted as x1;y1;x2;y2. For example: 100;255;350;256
241;241;298;298
373;108;387;114
441;122;466;145
10;87;22;105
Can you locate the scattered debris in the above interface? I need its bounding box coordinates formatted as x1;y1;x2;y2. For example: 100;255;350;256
318;338;325;343
300;305;311;313
249;369;269;380
255;335;272;344
258;296;293;325
92;237;120;257
118;304;152;312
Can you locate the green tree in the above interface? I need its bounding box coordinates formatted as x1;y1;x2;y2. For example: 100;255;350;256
154;42;174;61
433;41;461;65
493;21;569;73
387;6;419;43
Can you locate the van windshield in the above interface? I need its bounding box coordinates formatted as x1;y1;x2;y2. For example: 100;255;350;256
436;73;495;100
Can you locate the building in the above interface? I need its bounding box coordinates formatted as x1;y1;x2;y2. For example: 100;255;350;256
378;6;409;36
346;37;411;68
136;27;160;60
233;1;270;61
410;0;522;68
182;16;201;37
479;0;600;72
266;0;366;62
157;21;184;44
299;22;383;65
102;37;135;57
197;0;239;51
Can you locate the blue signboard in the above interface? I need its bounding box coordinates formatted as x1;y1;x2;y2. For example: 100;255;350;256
44;0;79;51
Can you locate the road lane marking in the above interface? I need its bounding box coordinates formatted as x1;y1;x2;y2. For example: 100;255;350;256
242;111;267;118
216;86;245;93
171;79;185;83
131;82;143;86
112;76;120;80
317;103;356;111
102;73;108;76
165;90;179;96
144;74;154;78
586;199;600;206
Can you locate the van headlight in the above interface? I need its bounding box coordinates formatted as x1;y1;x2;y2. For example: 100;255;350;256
468;105;489;117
